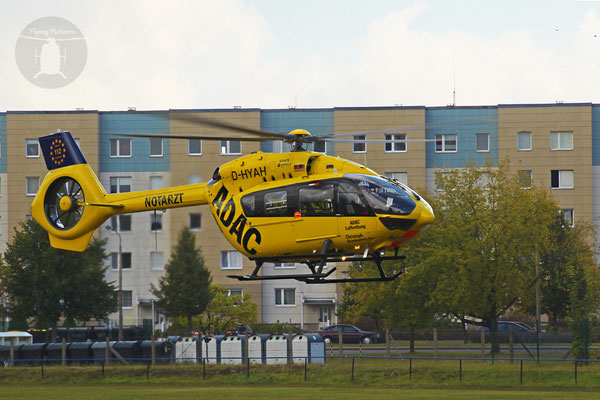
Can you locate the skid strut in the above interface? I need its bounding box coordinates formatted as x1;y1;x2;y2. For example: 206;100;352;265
227;241;405;284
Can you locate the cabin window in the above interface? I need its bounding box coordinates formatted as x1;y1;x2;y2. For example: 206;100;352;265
299;184;335;216
264;190;288;216
337;182;371;216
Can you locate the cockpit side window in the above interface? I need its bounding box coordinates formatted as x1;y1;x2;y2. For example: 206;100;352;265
299;184;335;216
241;194;256;217
348;174;416;215
337;182;372;216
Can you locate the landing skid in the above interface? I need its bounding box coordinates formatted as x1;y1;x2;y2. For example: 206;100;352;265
227;241;406;284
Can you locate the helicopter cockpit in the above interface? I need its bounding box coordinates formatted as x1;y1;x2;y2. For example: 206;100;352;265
344;174;416;216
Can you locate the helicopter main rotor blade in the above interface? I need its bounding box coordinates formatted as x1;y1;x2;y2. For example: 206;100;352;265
103;132;274;142
326;138;438;143
326;116;496;140
169;113;290;140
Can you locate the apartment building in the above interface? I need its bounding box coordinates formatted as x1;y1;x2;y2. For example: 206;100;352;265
0;103;596;332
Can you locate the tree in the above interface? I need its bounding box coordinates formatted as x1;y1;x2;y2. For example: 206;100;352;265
0;220;117;336
404;160;558;334
523;214;598;330
341;260;436;352
566;262;600;359
151;227;211;330
196;285;258;334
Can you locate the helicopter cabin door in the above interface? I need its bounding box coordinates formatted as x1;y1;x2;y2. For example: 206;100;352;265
295;182;339;242
335;180;376;251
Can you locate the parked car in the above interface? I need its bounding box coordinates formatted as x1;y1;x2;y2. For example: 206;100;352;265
315;324;378;344
481;321;534;333
226;325;253;336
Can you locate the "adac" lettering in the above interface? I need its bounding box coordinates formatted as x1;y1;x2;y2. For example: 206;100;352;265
211;185;262;255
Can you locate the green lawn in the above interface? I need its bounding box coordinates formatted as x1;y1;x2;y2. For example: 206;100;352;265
1;385;600;400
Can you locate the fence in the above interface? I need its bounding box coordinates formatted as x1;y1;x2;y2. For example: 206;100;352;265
1;355;599;386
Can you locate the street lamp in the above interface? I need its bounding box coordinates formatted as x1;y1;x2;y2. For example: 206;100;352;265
106;224;123;341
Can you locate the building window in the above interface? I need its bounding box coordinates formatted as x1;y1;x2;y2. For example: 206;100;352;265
551;170;574;189
476;133;489;152
550;131;573;151
227;289;243;297
353;135;366;153
518;170;532;189
560;209;574;227
189;213;202;230
150;251;164;270
149;176;163;190
26;139;39;157
384;134;406;152
150;213;162;231
221;251;242;269
26;176;39;196
149;138;163;157
110;215;131;232
274;262;296;269
110;177;132;193
111;252;132;270
384;172;408;185
121;290;133;308
517;131;531;151
189;139;202;155
109;138;131;157
435;134;457;153
220;140;241;155
275;288;295;306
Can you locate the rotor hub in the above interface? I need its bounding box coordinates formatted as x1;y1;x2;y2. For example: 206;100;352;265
59;195;74;211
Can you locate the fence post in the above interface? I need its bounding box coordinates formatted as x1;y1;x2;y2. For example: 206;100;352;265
433;328;438;359
9;341;14;367
459;359;462;381
146;361;150;380
385;328;390;361
288;323;293;365
338;329;344;362
304;357;307;381
351;357;355;380
520;359;523;385
41;359;44;379
105;337;110;366
509;331;514;363
203;358;206;380
151;335;156;366
409;358;412;381
480;328;485;359
246;355;250;379
575;361;578;384
61;338;66;366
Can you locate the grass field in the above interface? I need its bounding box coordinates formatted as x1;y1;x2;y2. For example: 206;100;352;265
2;358;600;399
2;385;600;400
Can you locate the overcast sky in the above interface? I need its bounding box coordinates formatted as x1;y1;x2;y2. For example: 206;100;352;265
1;0;600;111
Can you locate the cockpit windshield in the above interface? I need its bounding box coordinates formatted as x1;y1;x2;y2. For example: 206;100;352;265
345;174;416;216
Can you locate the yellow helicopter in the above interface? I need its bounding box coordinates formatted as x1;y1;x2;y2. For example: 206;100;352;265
31;115;435;283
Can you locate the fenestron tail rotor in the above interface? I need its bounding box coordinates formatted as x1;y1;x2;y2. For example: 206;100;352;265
44;177;85;230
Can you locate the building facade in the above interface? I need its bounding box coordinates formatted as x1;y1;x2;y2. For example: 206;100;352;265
0;103;597;332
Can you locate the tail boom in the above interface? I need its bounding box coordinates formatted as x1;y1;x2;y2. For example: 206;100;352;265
32;131;209;252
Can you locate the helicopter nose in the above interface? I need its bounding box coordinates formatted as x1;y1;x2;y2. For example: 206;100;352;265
418;198;435;228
